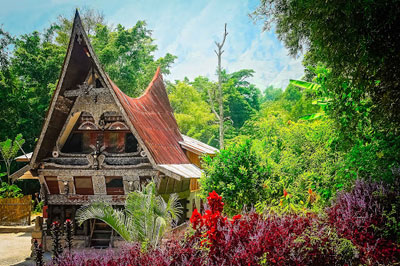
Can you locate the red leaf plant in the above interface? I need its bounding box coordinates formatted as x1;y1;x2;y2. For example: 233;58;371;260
327;179;400;265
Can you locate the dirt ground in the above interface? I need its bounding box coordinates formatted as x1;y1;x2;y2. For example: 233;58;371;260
0;232;33;266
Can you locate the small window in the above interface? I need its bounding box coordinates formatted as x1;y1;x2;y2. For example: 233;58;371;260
95;78;102;88
82;132;97;153
105;132;124;153
105;177;124;195
125;133;138;153
62;132;97;153
45;176;59;194
74;176;94;195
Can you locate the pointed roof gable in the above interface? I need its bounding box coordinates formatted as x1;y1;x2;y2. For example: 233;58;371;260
109;69;190;164
30;10;90;167
30;10;190;169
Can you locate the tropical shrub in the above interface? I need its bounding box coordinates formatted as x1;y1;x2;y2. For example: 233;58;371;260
34;200;44;213
56;242;196;266
255;118;346;210
64;219;73;252
200;139;269;215
33;240;44;266
212;111;347;213
188;191;358;265
76;182;182;247
0;181;23;198
57;190;400;265
51;221;63;261
0;134;25;184
339;134;400;182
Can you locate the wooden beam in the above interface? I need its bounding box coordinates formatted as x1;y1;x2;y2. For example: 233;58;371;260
64;86;108;98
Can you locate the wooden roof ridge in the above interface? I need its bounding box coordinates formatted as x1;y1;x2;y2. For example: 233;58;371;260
30;10;84;168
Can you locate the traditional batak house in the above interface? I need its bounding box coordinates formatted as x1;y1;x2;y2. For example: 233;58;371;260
12;10;217;249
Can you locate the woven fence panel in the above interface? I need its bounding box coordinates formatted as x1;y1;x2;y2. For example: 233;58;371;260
0;195;31;225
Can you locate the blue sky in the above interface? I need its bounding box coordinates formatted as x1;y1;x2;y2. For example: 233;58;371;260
0;0;304;90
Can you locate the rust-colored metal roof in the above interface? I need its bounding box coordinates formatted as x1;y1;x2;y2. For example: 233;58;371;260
109;68;190;165
179;135;219;155
158;164;202;179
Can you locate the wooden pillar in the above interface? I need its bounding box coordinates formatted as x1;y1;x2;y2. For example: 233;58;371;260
92;175;106;195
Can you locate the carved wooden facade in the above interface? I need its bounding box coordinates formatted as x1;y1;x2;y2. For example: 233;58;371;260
14;10;218;249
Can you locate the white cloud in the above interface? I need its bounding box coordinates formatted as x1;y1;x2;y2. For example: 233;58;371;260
1;0;304;90
137;0;305;90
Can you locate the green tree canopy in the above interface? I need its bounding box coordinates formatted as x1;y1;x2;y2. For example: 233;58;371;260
262;85;283;102
222;69;261;129
167;80;218;146
253;0;400;135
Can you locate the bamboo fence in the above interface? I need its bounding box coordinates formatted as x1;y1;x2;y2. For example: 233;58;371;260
0;195;31;225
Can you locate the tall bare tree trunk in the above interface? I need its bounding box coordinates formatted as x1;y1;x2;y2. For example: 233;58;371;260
213;24;228;150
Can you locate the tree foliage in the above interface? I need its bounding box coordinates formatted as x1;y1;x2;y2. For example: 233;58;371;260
262;85;282;102
168;80;218;146
222;69;261;129
0;182;23;198
200;139;269;215
0;134;25;184
253;0;400;135
171;70;262;148
90;22;176;96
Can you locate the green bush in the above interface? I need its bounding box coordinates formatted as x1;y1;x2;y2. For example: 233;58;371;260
34;200;44;213
250;114;348;212
0;182;23;198
200;138;269;215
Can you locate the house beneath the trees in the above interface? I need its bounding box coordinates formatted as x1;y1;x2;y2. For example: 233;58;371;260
11;10;217;250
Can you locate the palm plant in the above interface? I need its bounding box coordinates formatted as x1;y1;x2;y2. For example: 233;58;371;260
289;79;332;120
0;134;25;184
76;181;182;247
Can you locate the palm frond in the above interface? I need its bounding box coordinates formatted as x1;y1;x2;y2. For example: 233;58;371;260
166;193;183;223
76;181;183;246
76;202;133;241
289;79;321;91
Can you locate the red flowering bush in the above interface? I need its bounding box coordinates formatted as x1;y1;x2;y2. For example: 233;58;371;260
187;191;358;265
56;186;400;265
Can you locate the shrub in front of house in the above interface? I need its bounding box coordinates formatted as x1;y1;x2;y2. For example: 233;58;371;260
56;182;400;265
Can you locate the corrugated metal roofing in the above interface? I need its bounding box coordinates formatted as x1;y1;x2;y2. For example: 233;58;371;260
179;135;219;155
15;152;32;162
109;68;190;165
158;164;202;179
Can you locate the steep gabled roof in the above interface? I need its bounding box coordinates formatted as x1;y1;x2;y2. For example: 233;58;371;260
30;10;193;173
109;70;190;164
